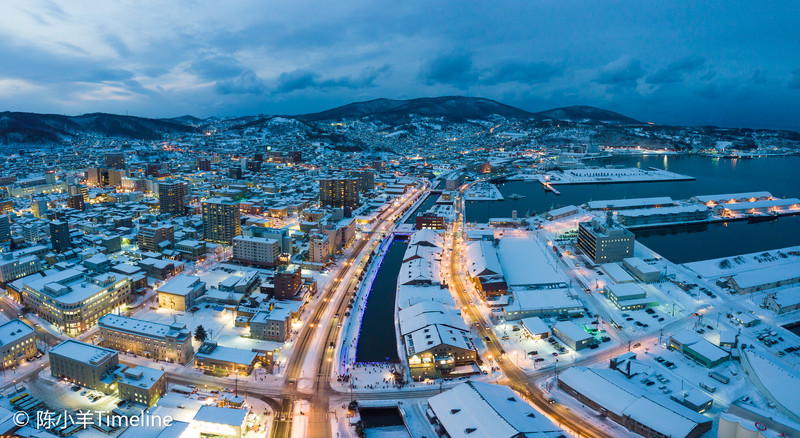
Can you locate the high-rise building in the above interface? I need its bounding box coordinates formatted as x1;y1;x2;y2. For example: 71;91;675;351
229;166;243;179
197;158;211;171
50;220;71;253
138;223;175;252
86;167;108;186
319;177;360;208
68;184;89;201
202;198;241;245
31;198;48;218
158;180;188;217
577;214;635;264
67;194;85;211
104;152;125;169
273;266;302;300
309;233;330;263
0;215;11;246
347;170;376;192
232;235;280;267
108;169;126;187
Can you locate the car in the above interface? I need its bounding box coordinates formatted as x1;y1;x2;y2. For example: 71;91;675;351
288;379;295;386
642;323;649;328
645;381;656;386
706;325;714;330
626;317;634;321
328;342;335;349
484;336;491;342
535;358;545;363
528;351;538;356
552;352;558;356
632;343;641;348
658;317;665;322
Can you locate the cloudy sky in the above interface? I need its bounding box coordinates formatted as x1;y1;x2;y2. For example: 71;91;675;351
2;1;799;129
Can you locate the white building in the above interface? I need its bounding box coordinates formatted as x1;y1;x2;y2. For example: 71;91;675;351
427;381;564;438
232;235;280;267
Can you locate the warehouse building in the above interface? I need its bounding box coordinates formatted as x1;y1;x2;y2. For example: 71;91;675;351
669;331;729;368
617;205;710;227
728;261;800;294
558;367;712;438
623;257;661;283
427;381;565;438
552;321;593;351
606;283;658;311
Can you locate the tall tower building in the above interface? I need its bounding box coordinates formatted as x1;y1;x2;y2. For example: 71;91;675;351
31;198;48;218
319;177;360;209
202;198;241;245
104;152;125;169
158;180;188;217
50;220;71;253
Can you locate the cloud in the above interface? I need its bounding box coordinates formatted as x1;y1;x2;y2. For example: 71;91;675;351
189;53;247;81
418;52;477;87
418;53;561;87
481;60;562;85
646;56;706;84
214;70;268;95
594;56;644;91
789;68;800;89
273;65;391;94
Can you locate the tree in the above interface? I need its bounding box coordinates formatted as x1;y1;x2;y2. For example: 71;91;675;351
194;325;207;342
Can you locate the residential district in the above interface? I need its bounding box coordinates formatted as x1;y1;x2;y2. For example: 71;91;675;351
0;117;799;438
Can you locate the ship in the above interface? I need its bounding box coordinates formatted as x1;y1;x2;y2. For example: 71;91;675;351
506;193;526;200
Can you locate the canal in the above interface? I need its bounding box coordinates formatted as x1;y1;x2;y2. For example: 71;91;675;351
404;193;439;224
355;239;407;363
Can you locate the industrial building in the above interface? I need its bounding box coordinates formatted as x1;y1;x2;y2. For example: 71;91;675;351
669;330;729;368
622;257;661;283
587;196;675;211
728;261;800;294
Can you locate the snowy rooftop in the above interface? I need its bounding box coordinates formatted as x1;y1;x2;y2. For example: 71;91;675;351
0;319;34;345
50;339;117;365
193;405;247;427
519;317;549;335
497;237;563;287
99;314;187;340
553;321;592;342
466;240;502;278
396;284;455;310
716;197;800;211
617;204;709;217
559;368;711;437
428;381;563;438
587;196;674;210
158;274;203;296
692;191;772;203
195;343;257;366
507;288;582;313
730;261;800;289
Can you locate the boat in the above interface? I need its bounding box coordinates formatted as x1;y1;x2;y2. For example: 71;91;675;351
506;193;526;200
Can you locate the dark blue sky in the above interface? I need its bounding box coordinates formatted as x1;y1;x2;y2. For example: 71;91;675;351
2;1;800;129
